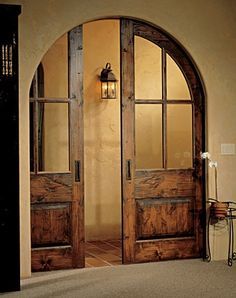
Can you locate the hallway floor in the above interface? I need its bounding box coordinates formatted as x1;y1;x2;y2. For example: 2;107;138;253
85;240;122;267
19;260;236;298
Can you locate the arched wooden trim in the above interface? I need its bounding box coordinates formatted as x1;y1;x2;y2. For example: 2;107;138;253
133;22;205;108
30;62;44;98
37;62;44;97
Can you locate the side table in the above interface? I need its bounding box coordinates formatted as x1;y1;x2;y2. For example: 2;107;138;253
205;202;236;266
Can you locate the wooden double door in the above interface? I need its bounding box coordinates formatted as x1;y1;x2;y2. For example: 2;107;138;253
30;19;205;271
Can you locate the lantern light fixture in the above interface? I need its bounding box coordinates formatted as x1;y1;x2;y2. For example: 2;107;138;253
100;62;117;99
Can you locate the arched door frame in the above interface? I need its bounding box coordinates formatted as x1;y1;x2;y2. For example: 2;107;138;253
29;17;206;271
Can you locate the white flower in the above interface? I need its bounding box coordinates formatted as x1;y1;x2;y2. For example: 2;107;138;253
201;152;218;168
201;152;211;159
201;152;218;200
209;161;217;168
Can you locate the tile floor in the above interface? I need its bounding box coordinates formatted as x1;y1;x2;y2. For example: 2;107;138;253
85;240;122;268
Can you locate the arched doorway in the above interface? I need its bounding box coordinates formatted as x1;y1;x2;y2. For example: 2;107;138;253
30;18;205;271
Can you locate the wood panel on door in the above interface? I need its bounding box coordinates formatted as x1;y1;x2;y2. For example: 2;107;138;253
30;26;84;271
121;19;205;264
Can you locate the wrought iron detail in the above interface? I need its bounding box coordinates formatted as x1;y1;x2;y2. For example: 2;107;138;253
1;44;13;77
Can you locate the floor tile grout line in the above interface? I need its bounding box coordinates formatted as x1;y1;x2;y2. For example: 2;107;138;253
102;240;121;250
86;241;122;258
86;250;121;260
85;251;114;267
87;240;121;251
85;262;93;268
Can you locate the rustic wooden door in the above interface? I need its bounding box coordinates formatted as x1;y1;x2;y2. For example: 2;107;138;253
121;19;205;263
30;26;84;271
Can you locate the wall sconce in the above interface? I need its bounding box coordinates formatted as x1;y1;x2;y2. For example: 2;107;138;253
100;63;117;99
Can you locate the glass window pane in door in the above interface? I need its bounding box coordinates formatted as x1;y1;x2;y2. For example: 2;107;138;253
41;34;68;98
38;102;69;172
135;104;162;169
135;36;162;100
167;54;191;100
167;104;192;168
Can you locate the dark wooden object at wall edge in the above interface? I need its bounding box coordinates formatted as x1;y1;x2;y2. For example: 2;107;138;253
0;4;21;293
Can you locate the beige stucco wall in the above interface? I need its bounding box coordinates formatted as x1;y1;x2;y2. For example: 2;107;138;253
83;20;121;241
0;0;236;278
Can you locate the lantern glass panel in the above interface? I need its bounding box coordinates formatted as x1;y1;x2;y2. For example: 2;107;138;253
108;82;116;99
101;82;108;98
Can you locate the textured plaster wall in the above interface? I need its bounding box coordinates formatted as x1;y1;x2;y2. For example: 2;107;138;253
83;20;121;241
0;0;236;278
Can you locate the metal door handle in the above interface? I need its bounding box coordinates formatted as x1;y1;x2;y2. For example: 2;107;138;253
126;159;132;180
75;160;80;182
